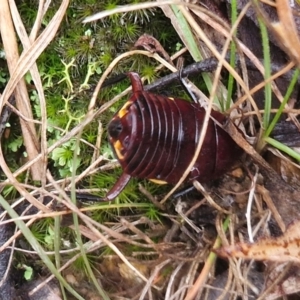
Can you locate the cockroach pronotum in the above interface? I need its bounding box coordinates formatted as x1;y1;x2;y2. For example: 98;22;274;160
105;72;242;200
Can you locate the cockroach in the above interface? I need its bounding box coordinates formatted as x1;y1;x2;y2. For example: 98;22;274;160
106;72;242;200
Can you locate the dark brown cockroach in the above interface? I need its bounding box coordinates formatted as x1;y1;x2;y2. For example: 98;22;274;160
106;72;242;200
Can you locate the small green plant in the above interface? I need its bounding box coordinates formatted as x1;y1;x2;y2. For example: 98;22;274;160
0;69;7;85
144;206;162;223
51;139;81;177
44;226;56;249
30;218;54;248
17;264;34;281
6;136;23;153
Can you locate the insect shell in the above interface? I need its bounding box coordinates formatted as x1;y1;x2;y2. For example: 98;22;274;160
105;72;242;201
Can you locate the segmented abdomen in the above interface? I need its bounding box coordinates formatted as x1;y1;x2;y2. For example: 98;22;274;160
115;91;240;184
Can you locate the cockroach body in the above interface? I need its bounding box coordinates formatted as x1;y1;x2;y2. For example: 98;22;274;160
106;72;242;200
